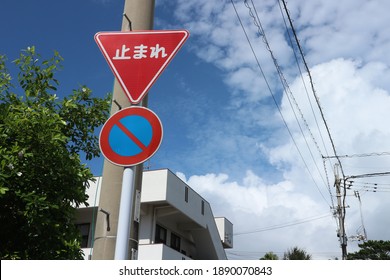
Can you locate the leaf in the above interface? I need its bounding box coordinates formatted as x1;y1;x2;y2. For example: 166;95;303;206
0;47;109;259
0;186;9;195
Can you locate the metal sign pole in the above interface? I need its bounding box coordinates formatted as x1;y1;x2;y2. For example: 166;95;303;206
114;166;135;259
98;106;162;260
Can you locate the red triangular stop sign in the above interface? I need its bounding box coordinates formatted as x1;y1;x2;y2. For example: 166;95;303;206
95;30;189;104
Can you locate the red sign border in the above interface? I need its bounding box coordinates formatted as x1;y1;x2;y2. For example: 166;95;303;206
95;30;190;104
99;107;163;166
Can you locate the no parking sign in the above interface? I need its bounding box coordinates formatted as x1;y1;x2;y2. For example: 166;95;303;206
99;107;163;166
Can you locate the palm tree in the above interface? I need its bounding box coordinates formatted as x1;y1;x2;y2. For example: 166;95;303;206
260;251;279;260
283;246;312;260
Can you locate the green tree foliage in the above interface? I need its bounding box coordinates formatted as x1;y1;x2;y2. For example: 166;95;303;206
283;246;312;260
347;240;390;260
260;251;279;260
0;47;111;259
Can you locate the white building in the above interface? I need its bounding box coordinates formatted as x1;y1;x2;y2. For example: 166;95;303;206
76;169;233;260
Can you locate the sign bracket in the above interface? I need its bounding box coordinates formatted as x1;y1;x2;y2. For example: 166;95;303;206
123;13;132;31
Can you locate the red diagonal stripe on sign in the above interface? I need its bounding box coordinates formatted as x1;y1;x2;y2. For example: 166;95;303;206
115;121;148;151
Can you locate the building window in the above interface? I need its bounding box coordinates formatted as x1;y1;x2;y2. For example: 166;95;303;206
155;224;167;244
76;223;90;248
185;187;189;203
201;200;205;215
170;232;181;252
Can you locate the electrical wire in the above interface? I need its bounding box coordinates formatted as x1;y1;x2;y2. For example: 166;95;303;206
227;250;341;260
231;0;332;207
276;0;331;160
279;0;345;179
351;181;390;187
347;171;390;179
347;181;390;193
230;0;307;181
353;188;390;193
245;0;332;206
276;0;336;210
353;191;367;241
279;0;350;258
234;212;331;236
323;157;336;209
324;151;390;158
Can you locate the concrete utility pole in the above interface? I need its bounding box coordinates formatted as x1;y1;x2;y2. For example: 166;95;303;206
334;163;347;260
92;0;155;260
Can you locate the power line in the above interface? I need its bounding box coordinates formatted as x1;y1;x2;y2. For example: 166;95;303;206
232;0;388;260
227;250;341;260
279;0;345;179
276;0;331;160
346;178;390;193
276;0;335;210
346;171;390;180
234;213;331;236
247;0;322;162
350;181;390;187
351;191;367;241
279;0;350;258
324;152;390;159
323;157;336;209
236;0;331;206
230;0;328;204
350;185;390;193
351;188;390;193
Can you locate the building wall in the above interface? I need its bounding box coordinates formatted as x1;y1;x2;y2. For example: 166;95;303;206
76;169;232;260
215;217;234;248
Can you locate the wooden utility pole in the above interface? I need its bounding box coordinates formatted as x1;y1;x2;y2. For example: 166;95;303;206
92;0;155;260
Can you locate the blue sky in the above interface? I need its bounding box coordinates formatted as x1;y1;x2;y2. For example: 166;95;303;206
3;0;390;260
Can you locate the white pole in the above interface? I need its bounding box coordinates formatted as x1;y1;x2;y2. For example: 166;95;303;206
114;167;135;259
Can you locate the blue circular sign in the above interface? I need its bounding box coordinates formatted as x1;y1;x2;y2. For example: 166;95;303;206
99;107;163;166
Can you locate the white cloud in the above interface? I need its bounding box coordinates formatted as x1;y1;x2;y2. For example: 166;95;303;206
162;0;390;259
179;170;339;259
293;0;390;65
289;58;390;157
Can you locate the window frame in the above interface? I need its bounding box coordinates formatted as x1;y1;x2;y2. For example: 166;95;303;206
170;232;181;252
154;224;167;244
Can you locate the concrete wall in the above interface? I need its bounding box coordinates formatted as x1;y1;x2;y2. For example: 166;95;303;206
77;169;232;260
